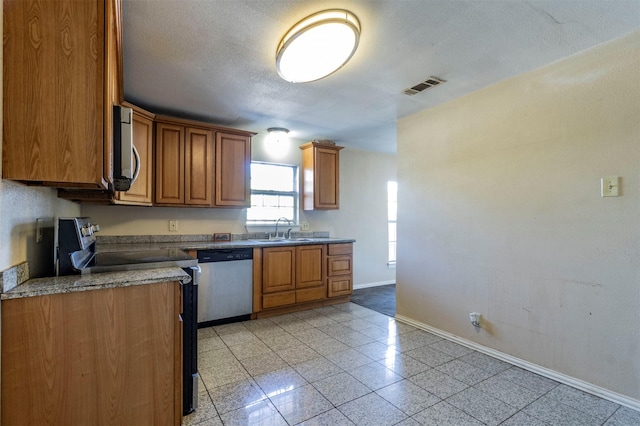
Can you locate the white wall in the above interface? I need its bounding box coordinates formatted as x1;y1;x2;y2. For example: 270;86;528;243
397;31;640;401
0;8;80;275
83;134;397;287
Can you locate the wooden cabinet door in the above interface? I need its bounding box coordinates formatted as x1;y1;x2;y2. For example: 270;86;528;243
262;247;295;293
2;0;122;189
215;132;251;207
328;276;353;297
296;245;325;289
300;142;343;210
185;127;214;206
116;107;154;204
1;282;181;425
314;146;340;208
155;123;185;204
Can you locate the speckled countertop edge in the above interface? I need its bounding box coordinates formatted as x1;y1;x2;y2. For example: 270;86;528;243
96;237;356;253
1;267;190;300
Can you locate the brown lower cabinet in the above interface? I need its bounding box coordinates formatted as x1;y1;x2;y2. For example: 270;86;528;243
1;281;182;426
255;243;352;315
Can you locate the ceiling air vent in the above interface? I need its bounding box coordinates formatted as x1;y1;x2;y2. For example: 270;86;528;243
402;76;446;96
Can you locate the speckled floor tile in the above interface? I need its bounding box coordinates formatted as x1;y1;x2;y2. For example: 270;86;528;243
338;392;408;426
404;345;455;367
435;359;495;385
473;376;540;409
412;401;485;426
268;383;334;424
297;408;355;425
279;319;316;333
446;387;519;426
277;344;321;365
354;324;394;340
259;332;303;352
253;366;308;396
604;406;640;425
305;315;338;327
306;335;351;356
208;378;266;415
375;379;440;416
408;369;468;399
190;303;629;426
294;356;344;383
212;322;248;335
220;399;288;426
348;362;404;391
239;352;289;376
249;324;288;340
326;348;375;370
291;328;331;343
228;339;273;360
545;384;620;421
355;341;400;361
377;353;431;378
459;351;511;374
500;411;548;426
197;335;227;353
218;330;260;347
496;366;559;395
200;361;248;389
523;395;602;426
312;371;372;406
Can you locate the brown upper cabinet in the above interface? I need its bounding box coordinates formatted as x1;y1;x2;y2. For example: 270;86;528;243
154;116;253;207
3;0;123;189
300;142;344;210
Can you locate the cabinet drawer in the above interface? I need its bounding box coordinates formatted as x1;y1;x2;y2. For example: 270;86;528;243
327;256;352;276
262;291;296;309
328;276;352;297
328;243;352;256
296;286;326;303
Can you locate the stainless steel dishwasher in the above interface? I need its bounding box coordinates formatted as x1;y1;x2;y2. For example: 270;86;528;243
197;248;253;326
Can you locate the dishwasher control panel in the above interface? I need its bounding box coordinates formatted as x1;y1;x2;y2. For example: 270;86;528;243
197;248;253;262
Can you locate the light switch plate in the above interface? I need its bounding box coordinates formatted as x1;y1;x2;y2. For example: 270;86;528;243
601;177;620;197
300;222;310;231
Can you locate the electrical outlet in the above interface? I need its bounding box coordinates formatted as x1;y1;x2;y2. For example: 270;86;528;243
169;220;178;232
300;222;310;231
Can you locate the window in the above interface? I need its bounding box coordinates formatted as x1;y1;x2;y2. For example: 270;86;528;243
247;162;298;225
388;181;397;266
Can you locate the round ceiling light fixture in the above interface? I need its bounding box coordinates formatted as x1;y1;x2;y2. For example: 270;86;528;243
276;9;361;83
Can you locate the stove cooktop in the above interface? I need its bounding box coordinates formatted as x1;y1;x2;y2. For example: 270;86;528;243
83;249;197;274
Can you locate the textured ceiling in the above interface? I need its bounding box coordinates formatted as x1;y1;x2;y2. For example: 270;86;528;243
123;0;640;154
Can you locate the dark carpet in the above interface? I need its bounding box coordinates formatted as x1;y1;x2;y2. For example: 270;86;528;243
350;284;396;317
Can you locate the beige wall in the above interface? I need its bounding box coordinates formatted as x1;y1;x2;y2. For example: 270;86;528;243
397;31;640;400
0;8;80;274
83;137;396;287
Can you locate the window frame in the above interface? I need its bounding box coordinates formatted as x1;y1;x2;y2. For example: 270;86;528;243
247;161;299;226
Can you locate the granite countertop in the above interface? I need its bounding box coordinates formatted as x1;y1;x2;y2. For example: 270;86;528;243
96;237;356;253
1;267;191;300
1;234;355;300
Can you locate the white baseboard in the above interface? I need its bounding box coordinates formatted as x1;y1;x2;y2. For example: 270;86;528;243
395;314;640;412
353;280;395;290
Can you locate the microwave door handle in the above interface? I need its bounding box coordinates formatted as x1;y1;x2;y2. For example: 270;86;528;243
131;144;141;185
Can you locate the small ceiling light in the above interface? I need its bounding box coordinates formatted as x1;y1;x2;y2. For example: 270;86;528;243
266;127;290;158
276;9;361;83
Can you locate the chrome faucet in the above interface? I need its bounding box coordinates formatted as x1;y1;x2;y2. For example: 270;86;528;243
272;217;292;240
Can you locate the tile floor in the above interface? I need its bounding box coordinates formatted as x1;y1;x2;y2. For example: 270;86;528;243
184;303;639;426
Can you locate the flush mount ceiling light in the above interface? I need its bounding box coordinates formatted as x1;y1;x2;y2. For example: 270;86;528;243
276;9;361;83
266;127;290;158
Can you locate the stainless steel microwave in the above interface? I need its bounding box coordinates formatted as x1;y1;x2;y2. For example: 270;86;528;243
112;105;139;191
